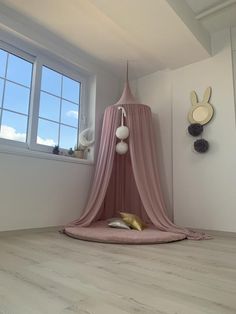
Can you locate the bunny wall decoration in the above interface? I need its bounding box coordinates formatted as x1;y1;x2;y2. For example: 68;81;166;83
188;87;214;125
187;87;214;153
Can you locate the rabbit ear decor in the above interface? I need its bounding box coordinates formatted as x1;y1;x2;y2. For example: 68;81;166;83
188;87;214;125
187;87;214;153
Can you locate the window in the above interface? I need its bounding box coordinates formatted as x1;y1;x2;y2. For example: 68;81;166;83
0;41;88;157
0;49;33;143
37;66;80;149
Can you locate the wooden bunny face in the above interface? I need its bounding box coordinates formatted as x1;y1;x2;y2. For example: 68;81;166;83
188;87;214;125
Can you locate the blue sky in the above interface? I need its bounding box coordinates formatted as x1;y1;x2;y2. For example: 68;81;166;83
0;50;80;149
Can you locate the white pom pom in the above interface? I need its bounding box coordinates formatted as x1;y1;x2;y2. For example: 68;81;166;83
116;141;128;155
116;126;129;140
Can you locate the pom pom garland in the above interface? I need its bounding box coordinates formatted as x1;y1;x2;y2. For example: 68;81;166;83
188;122;210;153
115;106;129;155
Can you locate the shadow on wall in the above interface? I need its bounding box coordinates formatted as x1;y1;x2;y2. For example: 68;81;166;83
152;113;173;221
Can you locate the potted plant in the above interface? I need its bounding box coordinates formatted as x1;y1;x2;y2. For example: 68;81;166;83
52;145;60;155
74;144;86;159
68;147;74;156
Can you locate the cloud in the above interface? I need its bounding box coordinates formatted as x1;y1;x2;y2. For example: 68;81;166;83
37;136;56;146
0;125;26;142
0;125;56;146
66;110;78;119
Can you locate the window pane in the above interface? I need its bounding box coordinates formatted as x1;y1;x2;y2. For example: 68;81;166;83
37;118;59;146
0;78;4;107
0;50;7;78
61;100;79;127
3;81;30;114
41;67;61;96
59;125;77;149
0;110;27;142
62;76;80;103
6;53;32;87
39;92;60;122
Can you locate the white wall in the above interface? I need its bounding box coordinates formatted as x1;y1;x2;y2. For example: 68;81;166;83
0;73;119;232
133;29;236;232
172;28;236;232
132;71;173;220
0;26;120;232
0;155;93;231
232;27;236;123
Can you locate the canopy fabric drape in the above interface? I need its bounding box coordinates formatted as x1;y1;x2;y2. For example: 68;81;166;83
66;83;209;240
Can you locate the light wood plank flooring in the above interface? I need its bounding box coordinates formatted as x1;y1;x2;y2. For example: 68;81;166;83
0;230;236;314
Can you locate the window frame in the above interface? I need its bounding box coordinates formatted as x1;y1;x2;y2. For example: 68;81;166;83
0;40;89;155
0;40;35;149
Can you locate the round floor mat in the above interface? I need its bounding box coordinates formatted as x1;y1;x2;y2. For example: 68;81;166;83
64;220;186;244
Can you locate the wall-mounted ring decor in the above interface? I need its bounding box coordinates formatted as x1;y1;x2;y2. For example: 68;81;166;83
187;87;214;153
188;87;214;125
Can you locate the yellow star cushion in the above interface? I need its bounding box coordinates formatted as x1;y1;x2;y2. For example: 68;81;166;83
120;212;145;231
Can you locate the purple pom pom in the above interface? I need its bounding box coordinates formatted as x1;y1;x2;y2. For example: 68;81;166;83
194;139;209;153
188;123;203;137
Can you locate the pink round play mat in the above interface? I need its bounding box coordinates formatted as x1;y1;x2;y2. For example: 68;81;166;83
64;221;186;244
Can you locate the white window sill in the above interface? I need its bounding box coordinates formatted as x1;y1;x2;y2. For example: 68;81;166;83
0;144;94;166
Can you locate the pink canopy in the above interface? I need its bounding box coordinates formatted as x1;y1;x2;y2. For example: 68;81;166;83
66;82;209;240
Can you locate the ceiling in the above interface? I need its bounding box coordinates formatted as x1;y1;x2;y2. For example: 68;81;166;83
186;0;236;33
186;0;225;14
0;0;235;78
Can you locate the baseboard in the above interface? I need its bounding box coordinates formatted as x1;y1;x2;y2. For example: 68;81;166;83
0;225;63;237
190;227;236;238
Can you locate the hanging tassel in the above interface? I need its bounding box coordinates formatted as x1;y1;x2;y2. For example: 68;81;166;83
116;106;129;141
115;106;129;154
118;106;127;126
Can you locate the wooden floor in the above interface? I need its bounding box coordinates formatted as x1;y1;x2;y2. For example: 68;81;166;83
0;231;236;314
